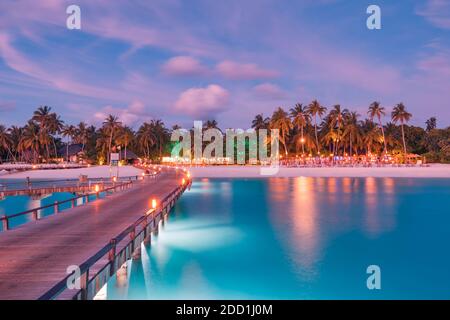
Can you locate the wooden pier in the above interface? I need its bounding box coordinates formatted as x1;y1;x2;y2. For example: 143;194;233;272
0;168;190;300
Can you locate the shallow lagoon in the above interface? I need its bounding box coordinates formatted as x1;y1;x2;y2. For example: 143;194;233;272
6;177;447;299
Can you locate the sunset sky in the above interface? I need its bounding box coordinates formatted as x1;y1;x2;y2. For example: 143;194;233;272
0;0;449;129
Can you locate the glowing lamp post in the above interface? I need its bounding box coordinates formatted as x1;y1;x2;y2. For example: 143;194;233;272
94;184;100;193
151;199;157;210
181;178;186;185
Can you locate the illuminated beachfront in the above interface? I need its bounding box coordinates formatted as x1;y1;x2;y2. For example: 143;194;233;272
1;0;450;303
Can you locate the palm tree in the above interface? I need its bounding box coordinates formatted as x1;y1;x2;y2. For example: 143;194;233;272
290;103;310;154
75;122;89;152
270;107;292;156
150;119;169;159
47;112;64;158
95;128;110;163
306;100;327;154
391;103;412;157
329;104;349;155
203;120;219;130
19;121;41;163
251;114;270;130
368;102;387;155
384;122;401;151
425;117;437;132
32;106;53;160
8;126;22;161
137;122;156;159
362;120;382;156
343;112;362;157
116;126;135;161
102;115;122;164
0;125;15;162
61;125;77;162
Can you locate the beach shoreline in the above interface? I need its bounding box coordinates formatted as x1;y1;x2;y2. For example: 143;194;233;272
188;164;450;178
1;164;449;180
0;165;144;180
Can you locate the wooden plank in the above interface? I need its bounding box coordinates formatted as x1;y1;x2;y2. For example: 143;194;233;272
0;169;184;300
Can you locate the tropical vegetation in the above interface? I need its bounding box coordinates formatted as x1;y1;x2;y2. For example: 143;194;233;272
0;102;449;164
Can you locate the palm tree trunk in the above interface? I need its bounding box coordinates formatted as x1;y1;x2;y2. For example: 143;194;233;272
108;133;113;164
378;117;387;155
53;138;58;159
46;144;50;162
66;138;69;162
6;146;16;162
314;116;319;154
301;126;305;154
350;133;353;159
401;123;407;160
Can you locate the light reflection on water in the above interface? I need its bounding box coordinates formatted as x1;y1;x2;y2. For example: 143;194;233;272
0;191;104;230
104;177;450;299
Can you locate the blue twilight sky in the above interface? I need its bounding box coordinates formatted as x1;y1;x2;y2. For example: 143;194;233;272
0;0;449;129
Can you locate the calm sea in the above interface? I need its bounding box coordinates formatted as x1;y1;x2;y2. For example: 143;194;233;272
104;177;450;299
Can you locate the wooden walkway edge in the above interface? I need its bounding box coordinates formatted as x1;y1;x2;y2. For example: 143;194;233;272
0;168;190;300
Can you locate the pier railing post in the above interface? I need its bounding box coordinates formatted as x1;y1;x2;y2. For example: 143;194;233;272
32;210;39;221
1;216;9;231
54;201;58;214
80;269;90;300
108;239;117;276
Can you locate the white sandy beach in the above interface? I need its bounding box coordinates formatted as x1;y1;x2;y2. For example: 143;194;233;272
1;165;144;179
188;164;450;178
1;164;449;180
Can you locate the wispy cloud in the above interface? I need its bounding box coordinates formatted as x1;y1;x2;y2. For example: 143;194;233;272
416;0;450;29
216;60;279;80
252;83;288;100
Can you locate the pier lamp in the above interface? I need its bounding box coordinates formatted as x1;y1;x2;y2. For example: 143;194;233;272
94;184;100;193
187;172;191;179
112;176;117;182
181;178;186;185
151;199;157;209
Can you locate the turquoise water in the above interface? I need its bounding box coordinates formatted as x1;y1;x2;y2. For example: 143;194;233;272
106;177;450;299
0;191;105;230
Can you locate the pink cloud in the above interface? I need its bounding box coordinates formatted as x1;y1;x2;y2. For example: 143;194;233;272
216;60;279;80
252;83;287;100
416;0;450;29
174;84;230;117
0;32;122;101
161;56;208;76
93;100;152;126
417;52;450;77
